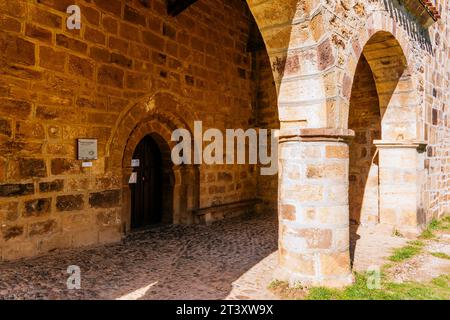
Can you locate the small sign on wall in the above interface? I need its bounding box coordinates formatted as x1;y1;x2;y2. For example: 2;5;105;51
131;159;140;167
78;139;98;160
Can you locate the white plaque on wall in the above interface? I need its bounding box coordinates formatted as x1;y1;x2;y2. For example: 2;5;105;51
78;139;98;160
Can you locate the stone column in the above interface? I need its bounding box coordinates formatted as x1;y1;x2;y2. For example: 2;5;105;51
374;140;427;237
275;128;355;288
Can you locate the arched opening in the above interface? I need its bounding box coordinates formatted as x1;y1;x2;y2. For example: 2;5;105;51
349;55;381;228
348;55;382;261
348;31;419;261
130;134;174;229
120;114;200;231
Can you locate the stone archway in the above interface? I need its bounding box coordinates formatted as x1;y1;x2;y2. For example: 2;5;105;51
344;29;426;238
247;0;356;288
107;92;200;232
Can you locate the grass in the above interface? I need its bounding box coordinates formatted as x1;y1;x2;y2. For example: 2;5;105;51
268;280;307;300
268;216;450;300
305;272;450;300
388;240;424;262
269;272;450;300
420;216;450;239
431;252;450;260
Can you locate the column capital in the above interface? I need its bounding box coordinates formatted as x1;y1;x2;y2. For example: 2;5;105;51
373;140;427;152
279;128;355;143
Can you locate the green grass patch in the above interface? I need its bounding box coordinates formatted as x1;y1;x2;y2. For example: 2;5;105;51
431;275;450;288
389;243;422;262
420;216;450;239
431;252;450;260
305;272;450;300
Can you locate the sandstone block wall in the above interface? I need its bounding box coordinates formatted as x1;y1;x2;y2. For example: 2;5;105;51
0;0;448;270
0;0;277;260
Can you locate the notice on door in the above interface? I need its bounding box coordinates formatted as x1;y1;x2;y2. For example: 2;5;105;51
129;172;137;184
131;159;140;167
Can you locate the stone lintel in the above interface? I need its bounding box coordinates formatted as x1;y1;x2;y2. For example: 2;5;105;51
279;128;355;143
373;140;427;152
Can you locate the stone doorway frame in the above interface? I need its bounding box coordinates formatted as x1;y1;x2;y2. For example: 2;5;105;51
121;121;200;231
106;93;200;233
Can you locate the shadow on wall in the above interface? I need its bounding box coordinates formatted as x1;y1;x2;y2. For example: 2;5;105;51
381;0;432;52
348;30;415;262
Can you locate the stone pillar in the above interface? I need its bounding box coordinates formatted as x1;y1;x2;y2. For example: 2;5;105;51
172;164;199;225
275;128;355;288
374;140;427;237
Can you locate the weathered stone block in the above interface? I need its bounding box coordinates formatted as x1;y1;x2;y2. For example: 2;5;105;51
317;39;334;70
68;54;95;79
93;0;122;16
29;219;57;237
96;210;119;227
1;35;35;65
89;190;121;209
56;195;84;212
19;158;47;178
0;16;21;32
15;121;45;140
25;23;52;43
319;251;351;276
0;202;19;221
80;5;100;26
98;65;124;88
84;26;106;45
56;34;87;54
2;225;24;241
296;228;333;249
280;204;296;220
30;5;62;28
0;118;12;137
51;158;80;175
0;184;34;197
279;249;315;275
0;98;32;119
326;145;348;158
24;198;52;217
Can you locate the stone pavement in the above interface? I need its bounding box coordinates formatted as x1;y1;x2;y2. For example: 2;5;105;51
0;212;425;300
0;213;278;300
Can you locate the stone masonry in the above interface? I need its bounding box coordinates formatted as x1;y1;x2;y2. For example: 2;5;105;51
0;0;449;288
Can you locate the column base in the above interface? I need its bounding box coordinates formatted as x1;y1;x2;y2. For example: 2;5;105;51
360;223;424;239
273;267;355;289
387;224;424;239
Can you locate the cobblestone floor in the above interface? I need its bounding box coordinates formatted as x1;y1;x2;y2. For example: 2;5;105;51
0;212;278;300
0;212;438;300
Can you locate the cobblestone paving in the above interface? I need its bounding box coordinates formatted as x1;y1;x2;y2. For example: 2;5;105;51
0;212;429;300
0;213;278;300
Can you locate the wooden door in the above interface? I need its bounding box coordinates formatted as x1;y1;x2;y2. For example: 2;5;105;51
131;135;163;229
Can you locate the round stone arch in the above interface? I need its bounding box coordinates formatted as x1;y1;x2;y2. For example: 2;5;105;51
340;16;427;235
340;12;421;141
106;92;200;232
246;0;330;128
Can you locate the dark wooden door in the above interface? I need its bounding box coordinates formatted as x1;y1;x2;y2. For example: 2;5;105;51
131;135;163;229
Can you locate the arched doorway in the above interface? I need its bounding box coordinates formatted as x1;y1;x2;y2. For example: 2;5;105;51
129;132;176;230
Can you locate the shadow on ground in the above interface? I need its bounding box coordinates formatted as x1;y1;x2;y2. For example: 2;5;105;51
0;212;278;300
